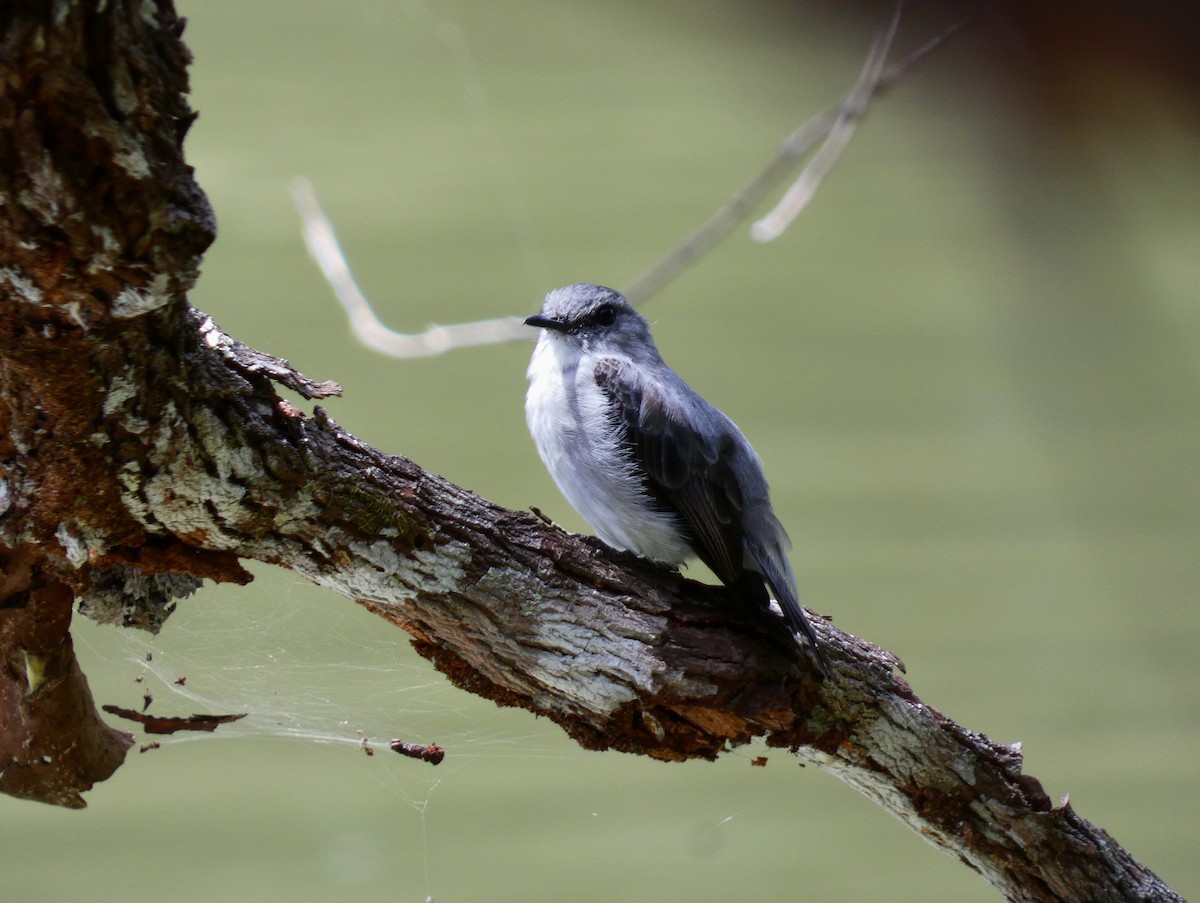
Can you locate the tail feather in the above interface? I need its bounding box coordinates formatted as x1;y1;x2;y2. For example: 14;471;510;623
773;580;832;679
737;562;832;679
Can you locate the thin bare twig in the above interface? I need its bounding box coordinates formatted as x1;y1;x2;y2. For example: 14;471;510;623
750;2;902;243
291;178;529;358
294;8;962;357
626;15;962;299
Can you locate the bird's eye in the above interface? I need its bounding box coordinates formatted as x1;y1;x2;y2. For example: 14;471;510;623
594;304;617;327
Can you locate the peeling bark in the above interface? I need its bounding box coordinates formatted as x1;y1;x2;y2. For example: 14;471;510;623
0;3;1183;902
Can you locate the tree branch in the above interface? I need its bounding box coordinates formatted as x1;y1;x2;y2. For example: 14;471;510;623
0;4;1181;902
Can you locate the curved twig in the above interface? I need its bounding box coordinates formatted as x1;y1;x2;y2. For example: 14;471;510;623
294;9;964;356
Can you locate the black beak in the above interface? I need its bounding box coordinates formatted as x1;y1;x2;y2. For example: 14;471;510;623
524;314;569;333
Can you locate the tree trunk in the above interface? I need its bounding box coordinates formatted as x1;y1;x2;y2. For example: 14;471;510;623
0;3;1182;901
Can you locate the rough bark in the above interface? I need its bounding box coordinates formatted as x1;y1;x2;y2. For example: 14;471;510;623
0;3;1182;902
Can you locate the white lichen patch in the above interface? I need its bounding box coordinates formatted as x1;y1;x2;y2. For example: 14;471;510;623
79;108;150;180
56;520;108;569
85;225;122;274
191;407;260;484
55;521;91;568
19;153;66;224
111;273;171;318
128;407;253;546
410;544;471;594
142;467;246;548
149;400;185;459
118;461;153;526
64;301;90;332
102;373;143;423
0;474;38;546
0;267;44;305
347;537;414;582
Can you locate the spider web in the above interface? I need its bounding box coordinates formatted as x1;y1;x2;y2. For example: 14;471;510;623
74;565;572;811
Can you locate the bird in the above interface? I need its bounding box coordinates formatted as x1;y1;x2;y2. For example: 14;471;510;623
523;283;830;677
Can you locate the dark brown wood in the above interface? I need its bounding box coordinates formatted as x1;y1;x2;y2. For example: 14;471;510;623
0;545;133;807
0;3;1182;901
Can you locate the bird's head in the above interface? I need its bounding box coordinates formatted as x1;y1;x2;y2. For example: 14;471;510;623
525;284;660;360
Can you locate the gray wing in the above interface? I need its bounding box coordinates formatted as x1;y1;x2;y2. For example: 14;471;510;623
595;357;832;676
593;358;747;584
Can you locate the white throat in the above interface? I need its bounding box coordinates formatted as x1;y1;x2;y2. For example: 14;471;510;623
524;333;693;565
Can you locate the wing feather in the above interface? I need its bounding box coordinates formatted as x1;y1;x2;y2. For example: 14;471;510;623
594;358;745;583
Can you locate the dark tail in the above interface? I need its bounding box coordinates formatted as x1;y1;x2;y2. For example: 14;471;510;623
737;568;832;679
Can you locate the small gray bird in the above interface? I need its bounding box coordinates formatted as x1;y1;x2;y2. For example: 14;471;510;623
524;283;830;676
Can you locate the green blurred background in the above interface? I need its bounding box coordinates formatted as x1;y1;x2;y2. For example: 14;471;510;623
4;1;1199;900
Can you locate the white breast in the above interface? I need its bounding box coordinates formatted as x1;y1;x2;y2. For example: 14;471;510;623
525;335;693;565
